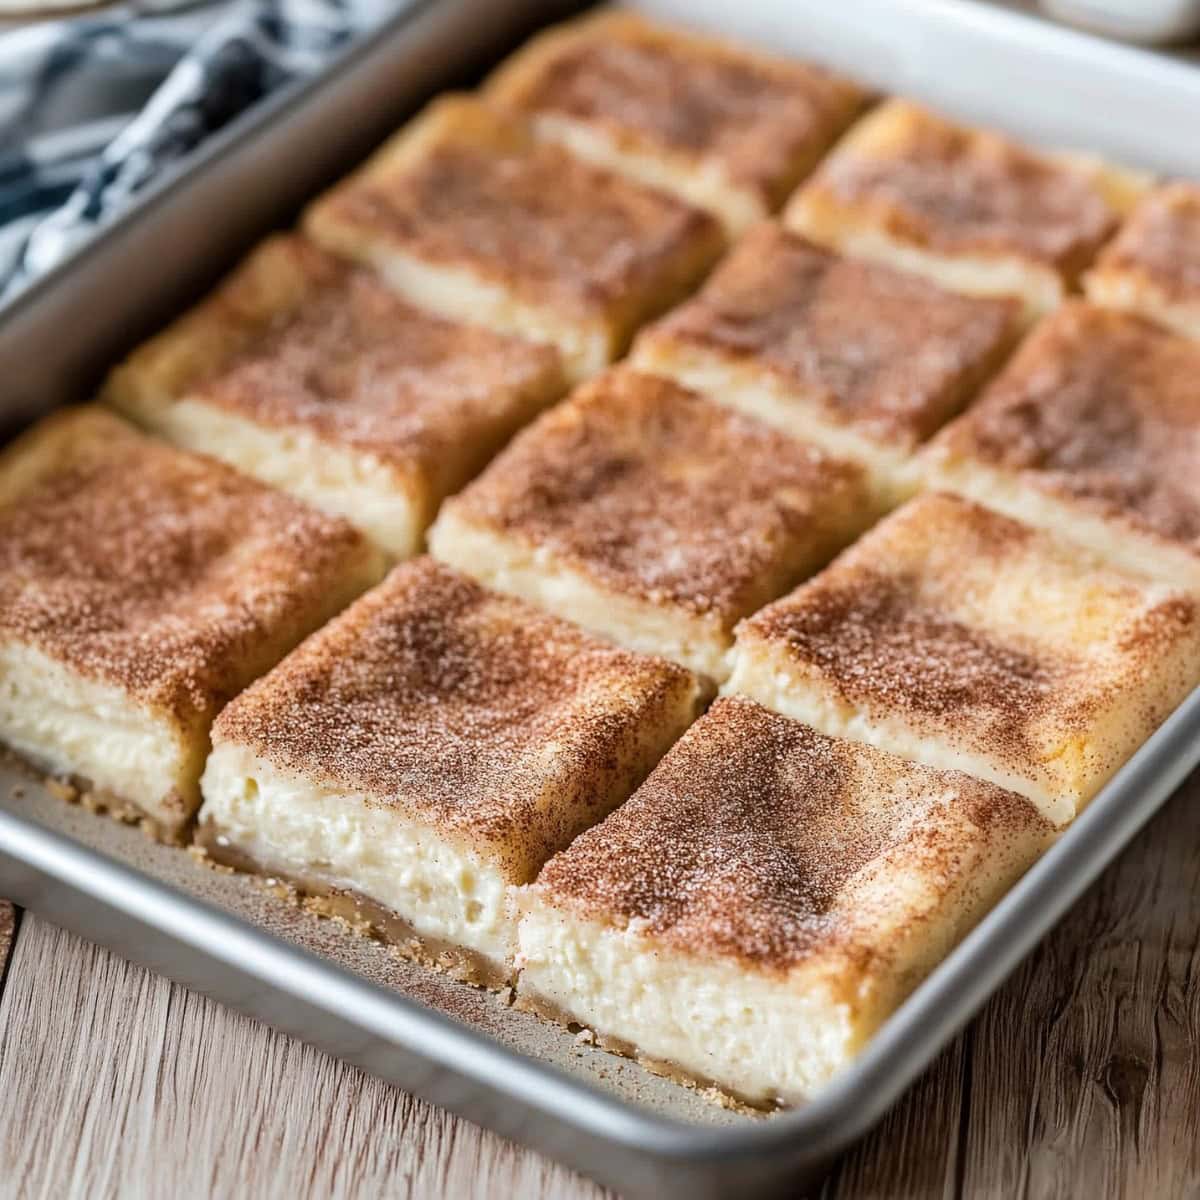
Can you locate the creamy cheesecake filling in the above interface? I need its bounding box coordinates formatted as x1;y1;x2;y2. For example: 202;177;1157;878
200;743;516;969
0;640;200;827
516;905;856;1106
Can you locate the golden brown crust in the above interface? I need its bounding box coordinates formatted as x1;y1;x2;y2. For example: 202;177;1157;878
440;368;869;625
486;10;867;208
1088;181;1200;306
109;235;565;487
0;407;378;723
738;493;1200;775
532;695;1052;971
791;100;1123;275
930;302;1200;549
637;223;1019;447
211;557;705;879
305;95;722;321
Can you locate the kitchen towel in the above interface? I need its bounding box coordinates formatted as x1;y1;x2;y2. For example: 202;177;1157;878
0;0;399;300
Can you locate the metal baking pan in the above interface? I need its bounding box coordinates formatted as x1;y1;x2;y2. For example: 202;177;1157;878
3;2;1200;1196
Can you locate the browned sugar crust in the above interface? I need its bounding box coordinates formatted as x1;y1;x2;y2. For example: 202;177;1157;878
1091;182;1200;304
490;11;867;207
312;98;721;320
147;235;563;484
801;101;1119;272
196;822;512;987
933;302;1200;548
740;493;1198;765
641;223;1019;446
443;368;867;624
211;557;702;878
0;407;372;721
533;695;1051;972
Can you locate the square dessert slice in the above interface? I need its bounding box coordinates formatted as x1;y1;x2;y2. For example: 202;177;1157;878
484;10;867;236
631;222;1019;506
197;557;707;985
924;302;1200;589
428;368;870;681
303;95;724;382
0;407;382;837
727;492;1200;824
785;99;1147;322
1084;181;1200;341
516;695;1055;1106
105;236;565;559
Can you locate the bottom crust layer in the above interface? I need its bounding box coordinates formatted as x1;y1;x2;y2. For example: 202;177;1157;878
2;749;189;844
195;820;514;989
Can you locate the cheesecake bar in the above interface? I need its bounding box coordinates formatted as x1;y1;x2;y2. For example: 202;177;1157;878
727;492;1200;824
484;10;867;236
303;95;724;382
785;99;1147;321
924;302;1200;589
197;557;706;984
631;222;1020;505
428;368;870;681
516;695;1054;1106
0;407;382;836
105;236;565;559
1084;181;1200;341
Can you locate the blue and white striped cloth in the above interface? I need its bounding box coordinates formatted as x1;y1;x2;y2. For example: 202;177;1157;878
0;0;397;300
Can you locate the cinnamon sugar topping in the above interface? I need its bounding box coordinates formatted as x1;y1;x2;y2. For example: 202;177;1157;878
934;303;1200;548
0;408;372;719
504;15;865;202
443;368;868;622
322;117;720;318
195;241;562;477
643;223;1018;445
213;558;702;875
804;101;1118;271
534;696;1051;970
1093;182;1200;303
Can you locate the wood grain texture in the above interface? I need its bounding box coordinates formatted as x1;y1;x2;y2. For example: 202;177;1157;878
0;775;1197;1200
0;901;13;988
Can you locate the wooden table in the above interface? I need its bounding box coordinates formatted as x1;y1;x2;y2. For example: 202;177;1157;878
1;776;1198;1200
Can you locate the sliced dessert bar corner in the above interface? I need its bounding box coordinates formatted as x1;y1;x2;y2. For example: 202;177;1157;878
303;94;724;382
485;9;867;236
727;492;1200;824
632;221;1019;507
785;99;1147;322
924;302;1200;590
516;695;1054;1106
105;235;565;559
197;557;708;985
0;406;382;837
429;367;871;681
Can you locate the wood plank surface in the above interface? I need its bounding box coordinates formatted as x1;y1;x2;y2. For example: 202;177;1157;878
1;774;1197;1199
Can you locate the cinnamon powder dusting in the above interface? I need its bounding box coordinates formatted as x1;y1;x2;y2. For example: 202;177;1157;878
934;303;1200;547
325;133;719;317
445;368;867;623
807;101;1118;271
512;18;865;200
0;408;370;720
196;244;562;478
644;223;1017;445
1093;182;1200;303
213;558;702;875
534;695;1051;971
